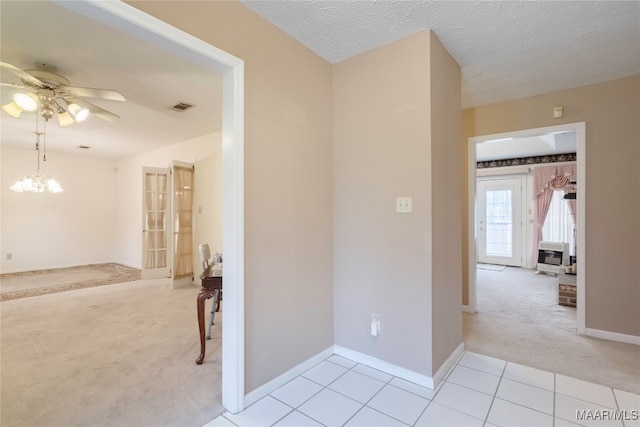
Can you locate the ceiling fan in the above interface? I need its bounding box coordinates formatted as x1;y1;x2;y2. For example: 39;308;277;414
1;61;126;127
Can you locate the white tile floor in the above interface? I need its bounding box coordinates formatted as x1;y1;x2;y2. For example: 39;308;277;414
205;351;640;427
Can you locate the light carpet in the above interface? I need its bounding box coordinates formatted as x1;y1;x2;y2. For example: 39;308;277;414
1;278;223;427
3;266;637;426
464;266;640;394
0;263;141;301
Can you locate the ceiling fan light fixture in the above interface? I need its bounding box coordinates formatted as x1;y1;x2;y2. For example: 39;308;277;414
68;103;89;122
14;93;38;111
40;105;55;120
57;110;76;127
1;101;23;118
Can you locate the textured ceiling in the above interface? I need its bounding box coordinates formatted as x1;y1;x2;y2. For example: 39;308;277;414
1;1;222;159
240;0;640;108
1;1;638;160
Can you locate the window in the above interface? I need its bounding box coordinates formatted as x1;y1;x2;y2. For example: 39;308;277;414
485;189;513;257
542;190;575;256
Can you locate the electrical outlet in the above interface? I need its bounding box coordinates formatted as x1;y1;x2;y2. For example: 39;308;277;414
6;253;12;261
371;314;381;336
396;197;412;213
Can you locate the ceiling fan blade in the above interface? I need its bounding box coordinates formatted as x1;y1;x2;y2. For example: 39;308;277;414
1;61;45;87
0;82;27;89
66;86;126;102
73;98;120;122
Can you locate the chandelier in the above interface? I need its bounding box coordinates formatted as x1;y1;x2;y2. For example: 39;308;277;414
10;116;64;194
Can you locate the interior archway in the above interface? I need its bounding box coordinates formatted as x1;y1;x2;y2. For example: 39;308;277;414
467;122;586;334
56;0;246;413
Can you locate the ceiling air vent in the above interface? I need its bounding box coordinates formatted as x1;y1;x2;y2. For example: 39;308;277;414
171;102;195;112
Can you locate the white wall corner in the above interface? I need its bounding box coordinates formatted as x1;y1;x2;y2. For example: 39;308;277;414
431;342;465;387
243;346;334;407
585;328;640;346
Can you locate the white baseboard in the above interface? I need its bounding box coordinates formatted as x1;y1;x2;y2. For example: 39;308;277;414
244;342;467;407
244;346;334;407
334;343;464;390
462;305;476;314
334;345;433;388
432;342;466;386
114;261;141;270
1;261;125;275
585;328;640;345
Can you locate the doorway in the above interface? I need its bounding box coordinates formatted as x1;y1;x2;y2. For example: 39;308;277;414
477;176;525;267
142;167;171;280
171;161;195;289
61;1;246;413
467;122;586;334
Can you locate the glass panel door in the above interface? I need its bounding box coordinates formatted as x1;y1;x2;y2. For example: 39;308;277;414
477;177;524;267
172;161;194;288
142;167;171;279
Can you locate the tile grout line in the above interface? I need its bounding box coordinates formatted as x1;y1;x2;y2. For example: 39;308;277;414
316;355;438;426
299;356;383;426
553;372;556;427
491;382;558;420
411;360;458;425
611;386;626;427
413;355;490;425
215;351;638;427
412;396;434;426
331;357;411;426
294;357;359;426
481;358;508;426
268;404;295;427
221;412;240;426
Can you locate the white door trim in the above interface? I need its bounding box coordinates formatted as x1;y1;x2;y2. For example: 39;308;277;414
56;0;246;413
477;175;526;267
467;122;586;335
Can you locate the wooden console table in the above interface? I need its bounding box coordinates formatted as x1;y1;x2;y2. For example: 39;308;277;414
196;266;222;365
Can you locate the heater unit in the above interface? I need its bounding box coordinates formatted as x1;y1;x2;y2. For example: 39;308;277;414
537;241;570;274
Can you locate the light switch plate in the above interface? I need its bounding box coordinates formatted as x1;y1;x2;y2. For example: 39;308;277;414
396;197;412;213
554;105;563;118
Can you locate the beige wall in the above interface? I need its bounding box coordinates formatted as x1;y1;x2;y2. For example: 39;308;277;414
127;1;334;393
195;149;222;263
114;133;220;272
429;33;463;371
333;31;462;377
1;147;117;273
462;76;640;337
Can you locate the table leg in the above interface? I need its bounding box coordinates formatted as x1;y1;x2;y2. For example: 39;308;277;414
196;291;209;364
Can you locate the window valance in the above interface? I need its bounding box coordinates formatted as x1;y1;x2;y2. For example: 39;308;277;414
534;164;576;198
